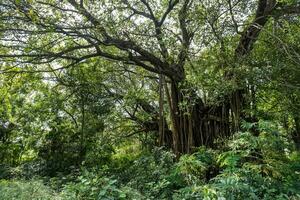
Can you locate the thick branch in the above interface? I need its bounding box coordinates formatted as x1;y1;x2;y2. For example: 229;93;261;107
67;0;172;76
236;0;300;57
235;0;276;57
177;0;192;67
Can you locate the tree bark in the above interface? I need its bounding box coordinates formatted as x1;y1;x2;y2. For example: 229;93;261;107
167;79;230;155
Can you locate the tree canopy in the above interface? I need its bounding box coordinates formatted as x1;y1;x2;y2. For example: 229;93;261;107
0;0;300;199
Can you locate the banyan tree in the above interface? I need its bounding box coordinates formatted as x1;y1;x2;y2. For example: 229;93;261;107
1;0;299;155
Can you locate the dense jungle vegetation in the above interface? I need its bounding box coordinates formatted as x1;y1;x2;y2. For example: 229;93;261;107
0;0;300;199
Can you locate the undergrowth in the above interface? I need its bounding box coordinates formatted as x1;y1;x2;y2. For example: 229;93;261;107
1;122;300;200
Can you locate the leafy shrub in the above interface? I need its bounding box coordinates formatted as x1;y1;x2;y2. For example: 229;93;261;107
176;147;217;185
123;147;180;199
174;122;300;200
0;179;59;200
60;169;142;200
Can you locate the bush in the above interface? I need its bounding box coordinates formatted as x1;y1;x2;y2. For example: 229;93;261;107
60;169;143;200
174;123;300;200
176;147;217;185
122;147;180;199
0;179;59;200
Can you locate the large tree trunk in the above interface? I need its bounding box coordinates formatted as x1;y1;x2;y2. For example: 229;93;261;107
166;80;230;155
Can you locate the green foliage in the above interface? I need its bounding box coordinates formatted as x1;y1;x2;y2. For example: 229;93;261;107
177;147;216;185
0;124;299;200
60;170;143;200
121;147;181;199
1;1;300;199
0;179;59;200
173;122;300;199
37;121;83;175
